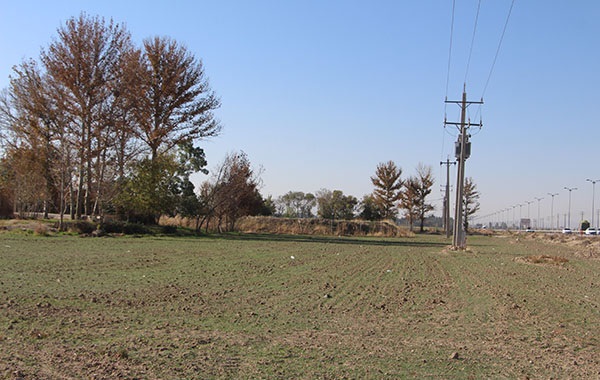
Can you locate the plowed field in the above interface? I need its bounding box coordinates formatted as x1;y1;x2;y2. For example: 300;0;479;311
1;231;598;378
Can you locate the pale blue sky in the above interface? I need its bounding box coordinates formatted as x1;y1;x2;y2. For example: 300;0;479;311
1;1;599;227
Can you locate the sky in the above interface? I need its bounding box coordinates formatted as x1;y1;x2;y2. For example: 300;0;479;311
1;1;600;228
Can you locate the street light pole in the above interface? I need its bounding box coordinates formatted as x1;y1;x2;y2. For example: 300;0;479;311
534;197;544;229
586;179;600;228
548;193;559;230
525;201;534;228
564;187;578;229
518;203;523;230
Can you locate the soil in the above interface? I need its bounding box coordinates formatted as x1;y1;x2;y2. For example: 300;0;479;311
0;231;599;378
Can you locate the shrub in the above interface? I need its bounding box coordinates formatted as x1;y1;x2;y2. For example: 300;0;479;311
98;220;152;235
122;223;150;235
59;221;96;234
100;220;127;234
34;223;49;236
161;225;178;234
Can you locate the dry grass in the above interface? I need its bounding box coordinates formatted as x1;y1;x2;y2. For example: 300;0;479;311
235;216;413;237
525;232;600;258
33;223;49;236
518;254;569;265
0;219;47;232
159;215;196;228
159;215;414;237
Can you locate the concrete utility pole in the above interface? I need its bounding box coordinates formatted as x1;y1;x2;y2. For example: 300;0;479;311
445;86;483;249
440;158;456;238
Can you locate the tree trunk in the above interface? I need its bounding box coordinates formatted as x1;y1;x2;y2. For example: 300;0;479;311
92;145;107;217
42;137;52;219
76;122;86;219
59;159;65;230
84;130;92;217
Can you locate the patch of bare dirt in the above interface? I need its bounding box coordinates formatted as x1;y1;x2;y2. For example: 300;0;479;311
531;233;600;259
515;255;569;266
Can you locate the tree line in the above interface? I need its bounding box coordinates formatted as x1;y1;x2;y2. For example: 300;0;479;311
0;13;480;232
274;161;480;233
274;161;436;232
0;13;223;228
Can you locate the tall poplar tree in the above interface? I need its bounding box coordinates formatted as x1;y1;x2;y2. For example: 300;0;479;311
41;13;132;218
125;36;221;162
0;14;222;223
371;161;403;220
463;177;480;232
400;164;435;232
414;163;435;232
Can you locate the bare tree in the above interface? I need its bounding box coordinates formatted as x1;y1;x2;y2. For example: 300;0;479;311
400;164;435;232
201;152;264;232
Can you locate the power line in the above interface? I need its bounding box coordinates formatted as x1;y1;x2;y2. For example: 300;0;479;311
441;0;457;166
480;0;516;99
444;0;456;101
464;0;482;85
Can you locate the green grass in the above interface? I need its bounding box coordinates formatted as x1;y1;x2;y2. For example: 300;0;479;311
0;231;599;378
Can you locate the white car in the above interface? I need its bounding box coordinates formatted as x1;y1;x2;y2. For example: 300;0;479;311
562;228;572;234
585;228;596;235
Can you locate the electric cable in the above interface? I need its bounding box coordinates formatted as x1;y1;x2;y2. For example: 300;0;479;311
444;0;456;102
481;0;516;99
441;0;457;163
464;0;482;85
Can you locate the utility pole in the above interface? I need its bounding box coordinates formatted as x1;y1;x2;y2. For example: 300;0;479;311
445;86;483;249
440;158;456;238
